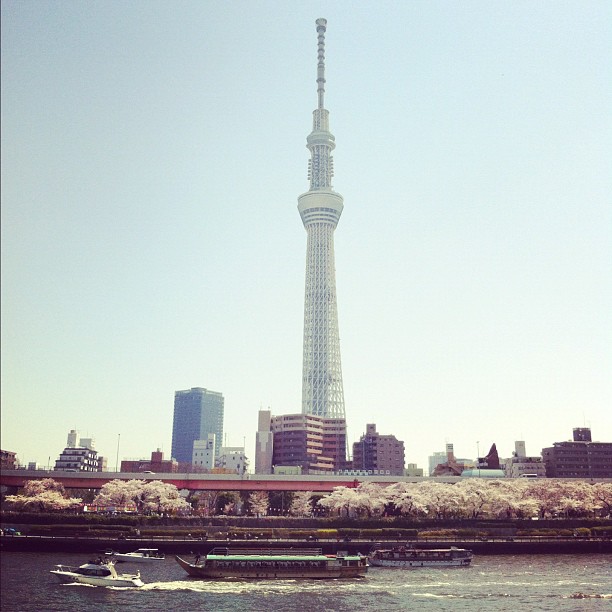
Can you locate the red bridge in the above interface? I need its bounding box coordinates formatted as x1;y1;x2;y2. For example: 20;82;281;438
0;469;446;492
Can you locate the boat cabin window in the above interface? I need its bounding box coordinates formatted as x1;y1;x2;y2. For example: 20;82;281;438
79;566;111;576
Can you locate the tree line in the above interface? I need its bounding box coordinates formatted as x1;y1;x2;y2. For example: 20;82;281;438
5;478;611;519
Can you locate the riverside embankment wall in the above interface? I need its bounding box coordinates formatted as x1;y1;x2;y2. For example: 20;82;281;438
2;535;610;555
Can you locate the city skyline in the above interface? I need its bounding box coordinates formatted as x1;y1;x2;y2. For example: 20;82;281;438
1;2;611;472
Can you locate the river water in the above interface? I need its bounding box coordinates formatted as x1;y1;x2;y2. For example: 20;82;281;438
1;552;610;611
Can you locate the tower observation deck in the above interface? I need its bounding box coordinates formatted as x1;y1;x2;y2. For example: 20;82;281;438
298;18;345;419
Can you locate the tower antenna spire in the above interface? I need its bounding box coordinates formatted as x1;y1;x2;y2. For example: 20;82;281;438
298;18;345;425
316;18;327;109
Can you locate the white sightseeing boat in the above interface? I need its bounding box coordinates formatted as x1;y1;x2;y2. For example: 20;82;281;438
369;546;473;568
50;559;144;587
106;548;165;563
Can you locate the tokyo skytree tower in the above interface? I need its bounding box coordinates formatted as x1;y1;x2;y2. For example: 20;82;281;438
298;18;345;419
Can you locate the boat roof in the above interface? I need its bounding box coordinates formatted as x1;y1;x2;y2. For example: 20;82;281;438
204;547;362;561
206;554;332;561
209;547;324;556
133;549;160;552
374;547;471;553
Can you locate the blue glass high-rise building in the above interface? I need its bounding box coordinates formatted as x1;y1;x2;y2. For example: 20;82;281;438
171;387;224;464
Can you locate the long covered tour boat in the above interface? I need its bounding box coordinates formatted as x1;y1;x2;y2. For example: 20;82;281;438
175;547;368;579
369;546;473;568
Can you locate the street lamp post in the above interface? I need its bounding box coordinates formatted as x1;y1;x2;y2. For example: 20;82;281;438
116;433;121;472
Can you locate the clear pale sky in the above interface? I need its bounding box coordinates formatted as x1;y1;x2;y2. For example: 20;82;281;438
2;1;610;473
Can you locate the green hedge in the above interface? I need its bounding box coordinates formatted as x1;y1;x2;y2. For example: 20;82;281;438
27;525;131;537
3;510;611;535
138;528;210;538
316;529;338;538
591;526;611;537
516;528;574;537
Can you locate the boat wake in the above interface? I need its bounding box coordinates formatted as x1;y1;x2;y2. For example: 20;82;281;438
61;582;140;590
140;579;371;594
412;592;465;599
413;590;612;601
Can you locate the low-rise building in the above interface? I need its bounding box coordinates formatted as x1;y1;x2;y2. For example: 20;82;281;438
52;429;109;471
432;443;470;476
404;463;424;477
216;447;248;475
505;441;546;478
192;435;216;470
54;447;104;472
428;451;447;477
121;449;178;473
429;448;473;476
1;449;18;470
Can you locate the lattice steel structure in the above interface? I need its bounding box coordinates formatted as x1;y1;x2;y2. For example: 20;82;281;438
298;19;345;419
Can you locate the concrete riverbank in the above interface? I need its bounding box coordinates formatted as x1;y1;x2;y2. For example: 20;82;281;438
1;534;610;555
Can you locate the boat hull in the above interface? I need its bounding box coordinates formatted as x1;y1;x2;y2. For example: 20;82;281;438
50;570;144;587
175;555;367;579
369;557;471;568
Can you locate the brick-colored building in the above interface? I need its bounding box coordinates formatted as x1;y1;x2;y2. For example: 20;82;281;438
270;413;347;474
1;449;18;470
542;428;612;478
352;424;405;476
121;449;178;473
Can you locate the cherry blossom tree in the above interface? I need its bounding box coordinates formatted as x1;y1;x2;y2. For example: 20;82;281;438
289;491;314;517
140;481;191;515
23;478;66;496
385;482;428;518
553;482;595;518
316;479;607;520
480;480;527;518
353;482;388;517
524;480;571;518
591;482;612;517
5;478;82;512
420;481;461;519
248;491;269;517
317;486;361;517
93;479;190;514
94;479;141;509
443;481;487;519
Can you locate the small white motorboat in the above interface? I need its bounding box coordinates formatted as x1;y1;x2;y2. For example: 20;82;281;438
107;548;165;563
50;559;144;587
